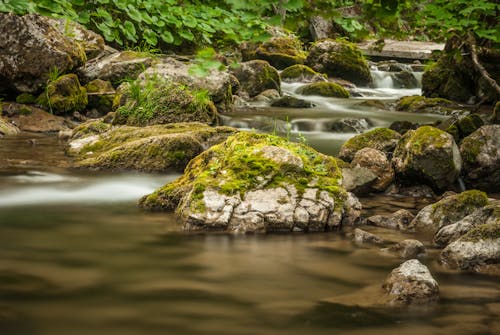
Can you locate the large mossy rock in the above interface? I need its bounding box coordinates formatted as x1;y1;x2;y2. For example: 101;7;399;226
113;78;217;126
0;13;87;94
306;39;371;86
36;74;88;115
297;82;349;98
85;79;115;116
408;190;489;235
231;60;280;98
338;128;401;162
255;36;307;70
395;96;468;116
422;40;500;103
280;64;326;83
77;51;155;85
139;57;238;112
460;125;500;192
140;132;361;232
392;126;462;190
440;221;500;275
67;121;237;172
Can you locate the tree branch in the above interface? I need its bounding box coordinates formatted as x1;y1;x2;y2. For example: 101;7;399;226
466;33;500;96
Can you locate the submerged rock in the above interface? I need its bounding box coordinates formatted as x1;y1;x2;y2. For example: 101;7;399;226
36;74;88;115
140;132;361;232
255;36;307;70
440;222;500;275
297;82;349;98
67;121;237;172
327;118;370;133
231;60;280;98
407;190;490;235
270;96;314;108
434;201;500;247
0;13;86;93
382;239;426;259
280;64;326;83
338;127;401;162
383;259;439;305
392;126;461;190
306;39;372;86
460;125;500;192
366;209;415;231
353;228;385;246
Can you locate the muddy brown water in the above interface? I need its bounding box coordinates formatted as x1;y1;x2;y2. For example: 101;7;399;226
1;81;498;334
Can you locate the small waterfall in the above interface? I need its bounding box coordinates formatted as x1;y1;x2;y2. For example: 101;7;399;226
371;70;394;88
370;63;422;89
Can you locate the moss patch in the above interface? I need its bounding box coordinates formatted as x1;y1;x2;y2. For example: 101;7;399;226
255;36;307;70
396;95;467;116
113;77;217;126
37;74;88;115
280;64;326;82
68;122;237;172
297;82;349;98
338;128;401;162
140;131;346;213
432;190;489;220
15;93;36;104
462;222;500;242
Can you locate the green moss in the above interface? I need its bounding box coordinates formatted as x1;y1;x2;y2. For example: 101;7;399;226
460;134;486;165
113;77;216;126
15;93;36;104
306;39;371;86
37;74;88;115
492;101;500;124
297;82;349;98
432;190;489;219
280;64;326;82
457;114;484;137
396;95;464;115
71;119;112;139
339;127;401;162
461;222;500;242
256;36;307;70
141;131;347;213
406;126;452;154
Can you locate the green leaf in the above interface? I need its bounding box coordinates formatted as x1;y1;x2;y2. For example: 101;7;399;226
179;29;194;41
126;4;143;22
160;30;174;43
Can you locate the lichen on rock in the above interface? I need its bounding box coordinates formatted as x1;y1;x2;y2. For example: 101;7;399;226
280;64;326;83
255;36;307;70
297;82;350;98
140;131;361;233
395;95;468;116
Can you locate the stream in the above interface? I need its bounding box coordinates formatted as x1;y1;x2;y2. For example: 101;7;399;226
1;68;498;335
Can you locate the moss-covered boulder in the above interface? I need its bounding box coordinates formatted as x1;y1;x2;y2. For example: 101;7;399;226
440;221;500;275
297;82;350;98
440;114;484;142
392;126;462;190
408;190;489;234
139;58;237;113
112;78;217;126
37;74;88;115
139;132;361;232
0;117;20;136
459;125;500;192
351;147;394;191
306;39;372;86
85;79;115;116
395;96;469;116
255;36;307;70
67;121;237;172
280;64;326;83
15;93;37;104
231;60;280;98
0;13;87;94
338;128;401;162
77;51;155;85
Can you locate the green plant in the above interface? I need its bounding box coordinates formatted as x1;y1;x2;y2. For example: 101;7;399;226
44;66;61;114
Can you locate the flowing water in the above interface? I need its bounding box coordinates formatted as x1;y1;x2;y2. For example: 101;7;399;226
1;69;499;335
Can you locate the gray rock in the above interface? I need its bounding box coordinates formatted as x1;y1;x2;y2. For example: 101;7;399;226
328;118;371;133
460;125;500;192
231;60;280;98
341;166;377;194
77;51;155;85
1;103;72;133
353;228;385;246
440;222;500;274
408;190;490;234
351;147;394;191
338;127;401;163
383;259;439;305
366;209;415;231
434;201;500;247
392;126;462;190
309;16;334;41
0;13;86;93
50;18;104;60
271;96;314;108
382;239;425;259
0;117;20;136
